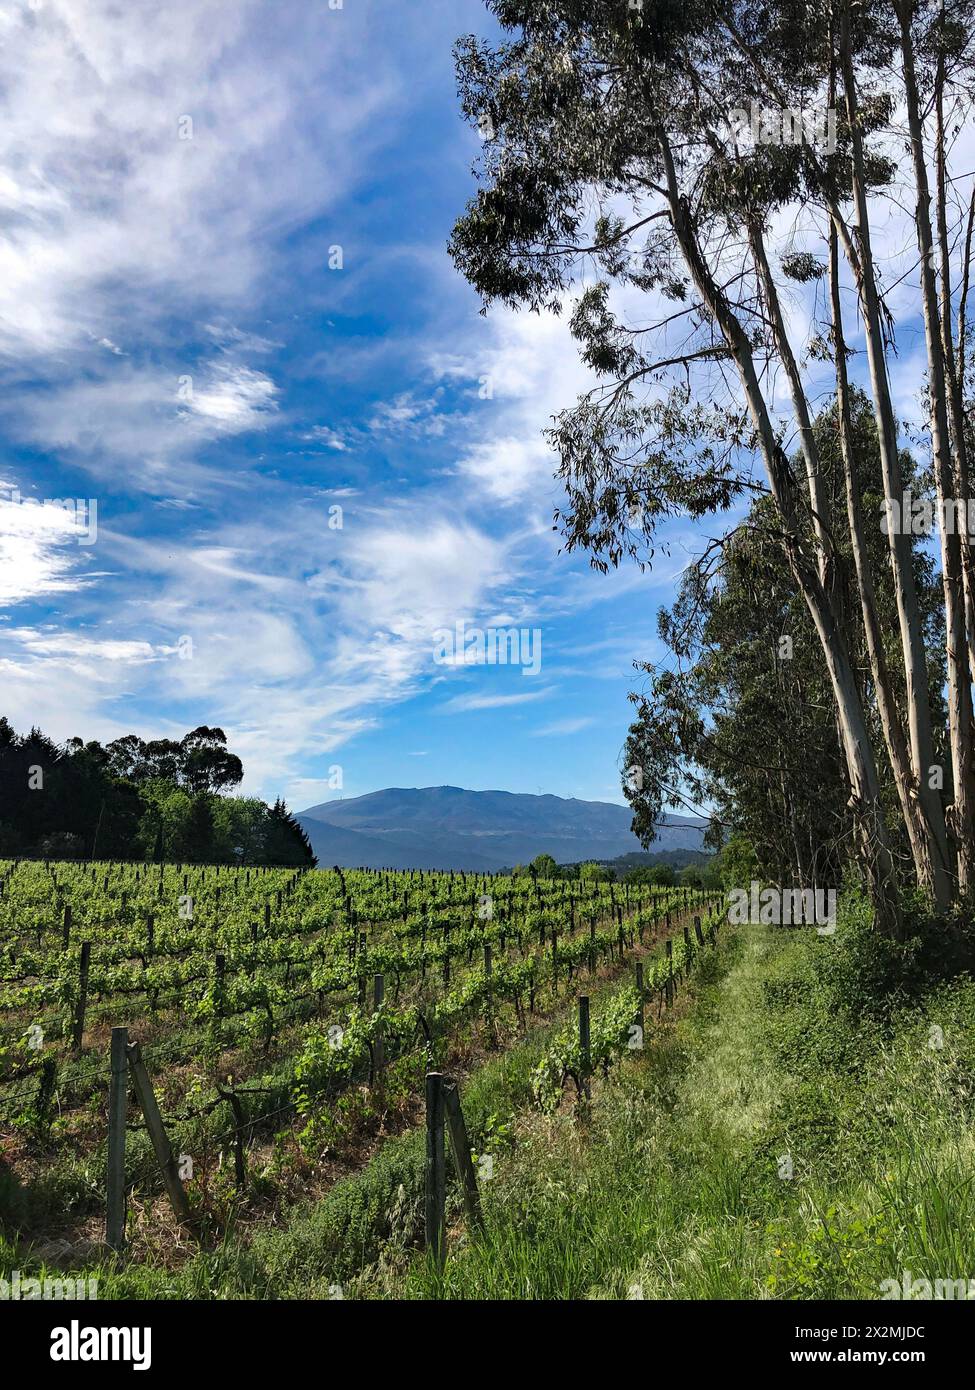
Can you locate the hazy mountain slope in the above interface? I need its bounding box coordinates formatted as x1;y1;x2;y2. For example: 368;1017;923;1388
298;785;706;870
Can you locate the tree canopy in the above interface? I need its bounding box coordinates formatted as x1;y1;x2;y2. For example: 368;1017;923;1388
0;717;314;866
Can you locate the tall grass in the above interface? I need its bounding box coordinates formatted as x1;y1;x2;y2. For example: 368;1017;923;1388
390;908;975;1300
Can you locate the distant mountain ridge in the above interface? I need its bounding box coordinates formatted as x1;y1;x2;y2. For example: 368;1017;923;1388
297;785;707;871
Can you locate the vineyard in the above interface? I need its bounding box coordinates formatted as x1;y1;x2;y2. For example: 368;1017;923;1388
0;858;720;1283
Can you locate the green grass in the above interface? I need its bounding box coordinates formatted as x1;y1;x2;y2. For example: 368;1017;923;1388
382;907;975;1300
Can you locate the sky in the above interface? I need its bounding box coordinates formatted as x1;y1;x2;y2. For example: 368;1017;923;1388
0;0;710;811
0;0;954;815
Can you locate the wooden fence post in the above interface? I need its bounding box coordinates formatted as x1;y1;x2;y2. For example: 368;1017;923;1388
635;963;645;1036
665;938;674;1007
218;1085;248;1189
694;915;704;945
578;995;591;1100
106;1026;129;1250
425;1072;446;1270
126;1041;193;1228
442;1076;484;1234
72;941;91;1053
373;973;385;1084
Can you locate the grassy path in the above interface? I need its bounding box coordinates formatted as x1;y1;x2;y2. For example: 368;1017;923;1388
391;918;975;1300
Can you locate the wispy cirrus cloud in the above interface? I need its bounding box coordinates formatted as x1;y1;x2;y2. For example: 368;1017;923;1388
439;687;553;713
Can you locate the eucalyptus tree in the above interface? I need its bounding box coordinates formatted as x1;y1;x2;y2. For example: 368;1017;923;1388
625;501;851;887
659;0;975;899
622;391;946;890
887;0;975;888
450;0;975;930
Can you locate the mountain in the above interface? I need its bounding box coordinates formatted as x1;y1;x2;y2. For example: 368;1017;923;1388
297;786;707;871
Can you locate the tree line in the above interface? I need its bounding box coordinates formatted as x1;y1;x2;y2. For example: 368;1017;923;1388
0;718;315;866
452;0;975;936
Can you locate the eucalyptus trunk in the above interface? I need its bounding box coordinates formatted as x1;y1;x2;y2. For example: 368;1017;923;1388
897;0;975;893
660;129;902;936
837;5;953;908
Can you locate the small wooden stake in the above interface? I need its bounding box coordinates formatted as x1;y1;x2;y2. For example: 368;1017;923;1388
219;1085;248;1189
72;942;91;1053
425;1072;446;1270
578;995;591;1100
443;1076;484;1233
126;1041;192;1227
106;1026;129;1250
373;973;385;1084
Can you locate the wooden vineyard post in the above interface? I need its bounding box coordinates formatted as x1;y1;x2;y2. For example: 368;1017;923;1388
62;903;71;948
578;995;591;1100
126;1041;192;1229
373;973;385;1085
72;941;91;1053
665;939;674;1008
635;963;645;1037
106;1026;129;1250
425;1072;446;1270
694;915;704;946
218;1085;248;1189
442;1076;484;1234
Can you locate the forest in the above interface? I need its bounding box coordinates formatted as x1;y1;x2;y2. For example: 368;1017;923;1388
0;719;314;867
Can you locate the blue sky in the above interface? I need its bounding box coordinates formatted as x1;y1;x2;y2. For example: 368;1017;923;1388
0;0;941;814
0;0;707;810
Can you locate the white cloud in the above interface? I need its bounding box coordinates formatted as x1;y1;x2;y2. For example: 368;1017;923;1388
16;362;278;494
0;0;397;363
533;716;594;736
440;687;552;713
446;307;591;503
3;629;159;663
0;490;94;603
184;365;278;431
